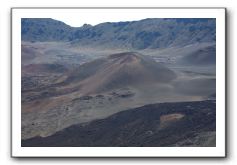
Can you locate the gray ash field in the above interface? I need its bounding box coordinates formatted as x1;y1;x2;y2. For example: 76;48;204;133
21;18;216;147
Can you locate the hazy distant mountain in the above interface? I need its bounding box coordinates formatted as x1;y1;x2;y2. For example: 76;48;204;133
21;18;73;41
22;100;216;147
22;18;215;49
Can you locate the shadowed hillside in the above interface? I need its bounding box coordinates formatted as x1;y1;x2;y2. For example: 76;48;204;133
22;100;216;147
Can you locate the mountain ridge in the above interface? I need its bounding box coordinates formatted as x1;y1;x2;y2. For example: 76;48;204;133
22;18;216;49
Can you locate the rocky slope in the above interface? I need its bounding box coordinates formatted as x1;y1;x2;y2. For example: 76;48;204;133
22;100;216;147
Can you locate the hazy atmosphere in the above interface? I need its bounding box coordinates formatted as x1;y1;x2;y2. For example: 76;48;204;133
21;17;216;147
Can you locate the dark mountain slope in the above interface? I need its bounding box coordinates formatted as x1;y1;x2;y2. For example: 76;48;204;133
22;100;216;147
